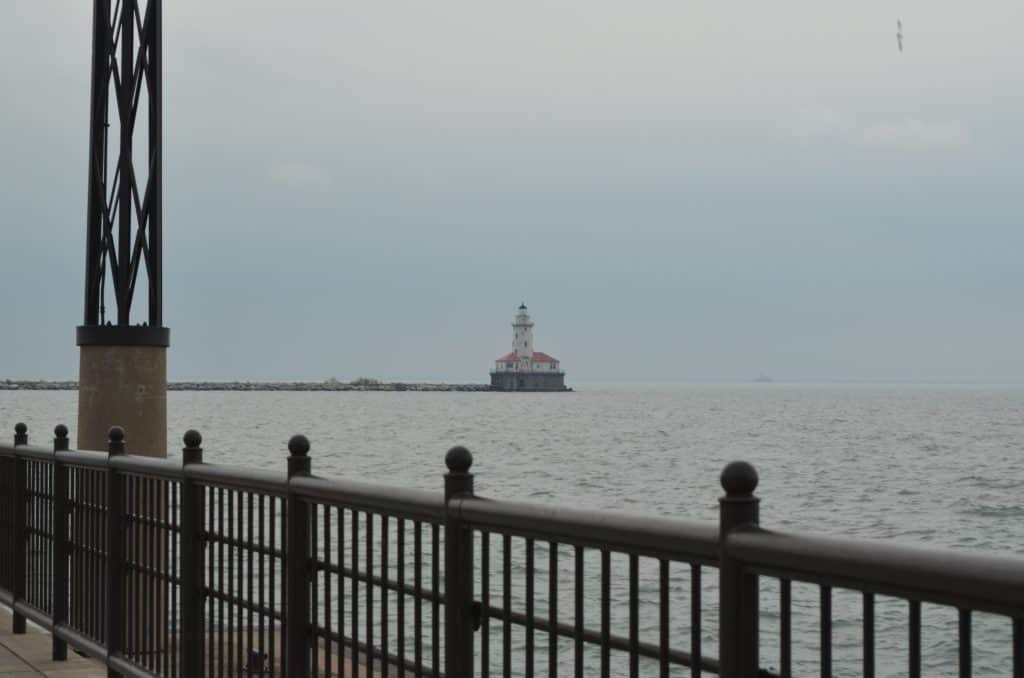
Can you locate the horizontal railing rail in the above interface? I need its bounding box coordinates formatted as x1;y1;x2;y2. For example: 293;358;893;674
3;422;1024;677
456;495;720;561
728;527;1024;615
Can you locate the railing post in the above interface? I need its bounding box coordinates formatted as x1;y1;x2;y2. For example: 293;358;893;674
52;425;70;660
444;446;475;678
285;434;312;678
12;423;28;634
718;461;760;678
180;430;205;677
105;426;127;674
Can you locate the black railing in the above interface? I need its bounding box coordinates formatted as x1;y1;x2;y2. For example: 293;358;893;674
2;422;1024;677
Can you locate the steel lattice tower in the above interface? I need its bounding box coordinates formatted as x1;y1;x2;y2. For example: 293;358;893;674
77;0;169;458
80;0;166;341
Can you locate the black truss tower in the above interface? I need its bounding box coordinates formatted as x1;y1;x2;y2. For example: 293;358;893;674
79;0;168;347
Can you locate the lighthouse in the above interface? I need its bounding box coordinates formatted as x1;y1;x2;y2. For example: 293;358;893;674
490;304;569;391
513;303;534;359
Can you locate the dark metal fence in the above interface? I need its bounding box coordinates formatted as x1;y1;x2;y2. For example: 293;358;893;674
2;422;1024;677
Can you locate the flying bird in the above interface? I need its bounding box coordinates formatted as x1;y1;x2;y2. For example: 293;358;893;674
897;19;904;52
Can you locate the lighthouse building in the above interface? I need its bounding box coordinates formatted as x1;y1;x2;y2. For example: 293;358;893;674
490;304;568;391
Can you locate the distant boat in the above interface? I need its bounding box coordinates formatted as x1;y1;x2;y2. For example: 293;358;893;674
753;374;774;383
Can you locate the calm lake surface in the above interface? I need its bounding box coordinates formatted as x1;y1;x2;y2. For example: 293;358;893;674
3;383;1023;676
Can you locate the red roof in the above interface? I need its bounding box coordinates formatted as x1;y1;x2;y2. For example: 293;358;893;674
496;352;558;363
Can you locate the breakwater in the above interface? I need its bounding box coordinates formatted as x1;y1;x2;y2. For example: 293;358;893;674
0;379;492;392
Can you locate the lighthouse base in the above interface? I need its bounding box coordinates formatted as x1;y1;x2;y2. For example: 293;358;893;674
490;371;568;392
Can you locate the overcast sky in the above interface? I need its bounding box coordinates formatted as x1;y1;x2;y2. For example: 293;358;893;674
1;1;1022;382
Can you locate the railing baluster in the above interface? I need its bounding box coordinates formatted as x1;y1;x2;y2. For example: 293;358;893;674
208;487;216;678
431;524;440;675
863;592;874;678
181;430;204;677
106;427;127;671
89;467;97;642
909;600;921;678
574;545;583;678
481;531;490;678
525;537;535;678
959;609;971;678
162;479;170;677
259;492;267;678
285;435;312;678
337;507;345;678
381;514;389;678
413;520;421;678
718;462;760;678
504;534;512;678
820;585;832;678
352;511;360;678
601;550;610;678
99;467;106;645
1014;618;1022;678
170;481;178;678
218;486;226;678
366;511;374;672
134;476;141;669
629;554;639;678
247;492;255;678
12;423;27;634
52;425;70;661
151;476;159;672
444;448;475;678
397;517;405;678
691;564;701;678
324;505;332;678
780;579;791;678
228;487;236;678
311;501;319;678
550;542;558;678
659;559;669;678
132;476;139;665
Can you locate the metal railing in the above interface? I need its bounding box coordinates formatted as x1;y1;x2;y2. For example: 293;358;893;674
2;422;1024;677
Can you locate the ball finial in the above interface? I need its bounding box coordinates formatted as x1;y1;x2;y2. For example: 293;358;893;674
183;429;202;448
445;446;473;474
108;426;125;443
14;422;27;435
288;434;310;457
54;424;68;439
720;461;758;497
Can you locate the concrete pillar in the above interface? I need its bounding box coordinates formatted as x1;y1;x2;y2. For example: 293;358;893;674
76;326;170;663
77;326;169;457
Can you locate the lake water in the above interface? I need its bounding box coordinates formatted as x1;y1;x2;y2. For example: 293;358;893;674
3;383;1023;675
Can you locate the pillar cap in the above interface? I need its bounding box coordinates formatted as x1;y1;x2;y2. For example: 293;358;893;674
446;446;473;474
183;429;202;448
77;325;170;347
288;435;310;457
721;461;758;497
54;424;69;439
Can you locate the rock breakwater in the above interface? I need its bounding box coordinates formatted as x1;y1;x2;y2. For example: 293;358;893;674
0;379;492;392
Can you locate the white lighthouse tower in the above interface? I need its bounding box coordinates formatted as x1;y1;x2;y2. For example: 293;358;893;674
512;303;534;361
490;303;568;391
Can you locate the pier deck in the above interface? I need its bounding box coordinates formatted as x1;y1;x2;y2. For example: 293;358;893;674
0;607;104;677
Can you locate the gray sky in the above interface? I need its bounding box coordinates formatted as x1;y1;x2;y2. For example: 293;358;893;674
2;1;1023;382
